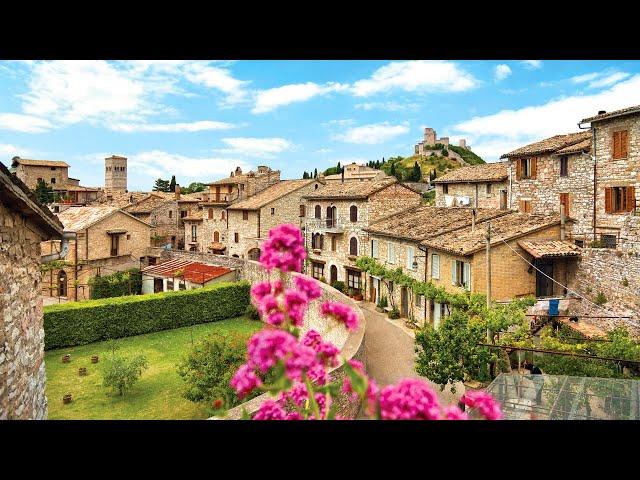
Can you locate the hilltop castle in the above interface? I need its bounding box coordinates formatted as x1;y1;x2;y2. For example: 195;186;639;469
414;127;469;156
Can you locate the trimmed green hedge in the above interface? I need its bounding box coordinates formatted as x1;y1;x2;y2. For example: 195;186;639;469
44;281;250;350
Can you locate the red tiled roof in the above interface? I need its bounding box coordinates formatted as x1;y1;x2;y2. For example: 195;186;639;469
500;132;591;159
141;258;232;284
581;104;640;123
518;240;582;258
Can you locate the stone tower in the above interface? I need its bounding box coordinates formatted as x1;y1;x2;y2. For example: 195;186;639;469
105;155;127;193
423;128;437;146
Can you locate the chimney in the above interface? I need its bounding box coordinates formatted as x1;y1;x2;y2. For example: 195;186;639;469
175;184;181;200
598;110;606;115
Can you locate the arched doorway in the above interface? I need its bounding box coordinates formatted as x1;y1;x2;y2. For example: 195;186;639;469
213;231;220;242
330;265;338;285
248;248;261;261
58;270;68;297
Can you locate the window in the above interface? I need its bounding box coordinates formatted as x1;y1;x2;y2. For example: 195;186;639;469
331;236;336;251
347;270;361;290
168;210;173;219
312;262;324;280
451;260;471;290
180;210;187;218
271;208;275;215
221;211;226;220
387;242;395;264
516;157;537;180
208;208;213;219
191;225;197;241
442;184;449;194
312;233;324;250
560;193;570;217
179;281;186;291
51;167;56;171
110;235;119;256
51;177;56;184
613;130;629;159
431;253;440;279
605;186;636;214
415;294;423;308
234;232;239;243
214;231;220;242
243;210;249;220
406;246;415;270
560;155;569;177
315;205;321;219
349;237;358;256
166;279;174;291
602;234;617;249
37;177;42;183
350;205;358;222
486;183;492;194
230;185;234;193
299;205;305;217
126;234;130;240
519;199;532;213
371;239;379;258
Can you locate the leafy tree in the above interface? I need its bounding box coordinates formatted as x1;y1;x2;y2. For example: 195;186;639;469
442;148;449;157
102;353;148;396
303;171;309;179
153;178;171;192
34;178;54;204
181;182;207;194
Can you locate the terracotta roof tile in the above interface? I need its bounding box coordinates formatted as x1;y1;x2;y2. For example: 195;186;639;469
228;179;316;210
56;206;119;231
141;258;232;284
366;206;509;242
581;104;640;123
421;212;562;256
124;194;171;214
555;138;592;155
432;161;508;184
11;158;69;168
518;240;582;258
304;177;401;200
500;131;591;159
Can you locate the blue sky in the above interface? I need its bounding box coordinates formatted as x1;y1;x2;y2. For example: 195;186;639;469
2;60;640;191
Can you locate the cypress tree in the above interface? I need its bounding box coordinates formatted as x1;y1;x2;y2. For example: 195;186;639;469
169;175;176;192
314;168;318;178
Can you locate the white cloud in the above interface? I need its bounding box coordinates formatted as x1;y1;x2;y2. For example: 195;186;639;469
0;113;53;133
181;62;250;106
354;101;419;112
215;137;294;158
571;72;600;84
334;122;410;144
571;71;631;89
452;74;640;161
252;82;348;114
521;60;543;69
108;120;238;133
351;61;478;96
494;64;512;81
0;143;31;156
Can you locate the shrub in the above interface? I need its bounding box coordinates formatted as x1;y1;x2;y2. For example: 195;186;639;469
102;354;148;396
377;295;388;309
388;307;400;319
331;280;345;293
43;281;250;350
594;292;608;306
245;303;260;321
89;268;142;299
622;277;629;287
178;333;266;412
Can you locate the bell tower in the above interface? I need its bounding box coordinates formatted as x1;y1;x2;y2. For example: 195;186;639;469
105;155;128;193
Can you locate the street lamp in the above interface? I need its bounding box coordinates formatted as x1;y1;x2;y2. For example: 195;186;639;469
412;254;427;270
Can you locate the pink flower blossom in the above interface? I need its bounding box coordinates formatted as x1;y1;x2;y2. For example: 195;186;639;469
293;275;322;301
460;391;502;420
284;343;318;381
247;330;297;373
283;289;308;327
301;329;322;349
253;399;287;420
279;382;308;408
378;379;441;420
230;364;262;399
259;224;306;273
342;359;378;415
316;341;339;367
307;362;328;385
441;405;468;420
320;301;359;331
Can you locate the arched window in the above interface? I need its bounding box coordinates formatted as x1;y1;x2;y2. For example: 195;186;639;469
350;205;358;222
299;205;305;217
213;231;220;242
248;248;261;261
208;208;213;219
58;270;67;297
331;236;336;251
314;205;321;219
221;210;226;220
349;237;358;256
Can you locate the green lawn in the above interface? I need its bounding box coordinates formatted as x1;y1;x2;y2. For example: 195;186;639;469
45;317;262;420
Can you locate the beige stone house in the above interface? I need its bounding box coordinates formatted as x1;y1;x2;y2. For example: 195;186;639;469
433;161;509;209
323;162;388;182
224;179;323;259
302;178;422;292
1;160;64;419
501;131;593;235
204;166;280;204
41;206;152;302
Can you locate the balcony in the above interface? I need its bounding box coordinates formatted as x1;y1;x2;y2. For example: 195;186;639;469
306;217;345;233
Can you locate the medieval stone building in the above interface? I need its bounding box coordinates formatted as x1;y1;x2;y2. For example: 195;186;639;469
1;161;64;419
415;127;468;156
433;161;509;209
104;155;128;193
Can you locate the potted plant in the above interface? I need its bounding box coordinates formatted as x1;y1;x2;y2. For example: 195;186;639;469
353;288;363;301
375;295;388;313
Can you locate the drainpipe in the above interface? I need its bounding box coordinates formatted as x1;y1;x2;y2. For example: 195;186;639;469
41;231;76;262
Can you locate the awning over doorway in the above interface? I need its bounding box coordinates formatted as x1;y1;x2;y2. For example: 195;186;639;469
518;240;581;258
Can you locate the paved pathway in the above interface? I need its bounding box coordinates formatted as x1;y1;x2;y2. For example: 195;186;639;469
359;301;463;407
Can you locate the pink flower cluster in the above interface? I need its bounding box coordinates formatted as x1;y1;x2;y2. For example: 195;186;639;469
461;390;503;420
342;359;378;416
259;224;306;273
320;301;359;331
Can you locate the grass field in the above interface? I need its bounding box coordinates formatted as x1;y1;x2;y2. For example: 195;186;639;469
45;317;262;420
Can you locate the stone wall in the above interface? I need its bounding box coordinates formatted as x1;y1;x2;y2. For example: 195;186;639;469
508;153;593;235
15;164;69;190
435;181;508;209
0;201;48;419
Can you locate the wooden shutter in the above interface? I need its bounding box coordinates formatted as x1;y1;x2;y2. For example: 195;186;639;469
613;132;621;159
519;199;525;213
626;186;636;212
530;157;538;179
560;193;570;217
604;187;613;214
516;159;522;180
621;130;629;158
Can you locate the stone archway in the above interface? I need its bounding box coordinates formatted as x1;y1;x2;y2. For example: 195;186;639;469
248;248;261;261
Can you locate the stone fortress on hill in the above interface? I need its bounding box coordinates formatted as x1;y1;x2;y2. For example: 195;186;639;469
414;127;469;156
